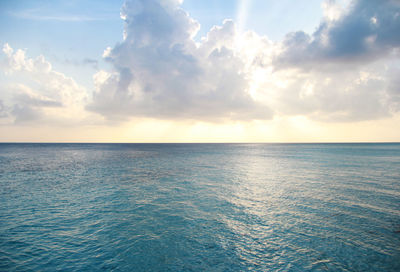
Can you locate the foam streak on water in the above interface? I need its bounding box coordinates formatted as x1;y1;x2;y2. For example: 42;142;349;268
0;143;399;271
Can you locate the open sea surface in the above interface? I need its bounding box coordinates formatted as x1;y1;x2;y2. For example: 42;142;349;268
0;143;399;271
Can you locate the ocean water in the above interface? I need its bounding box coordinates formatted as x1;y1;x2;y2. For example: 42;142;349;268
0;143;399;271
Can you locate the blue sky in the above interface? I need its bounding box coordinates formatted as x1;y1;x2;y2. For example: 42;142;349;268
0;0;399;142
182;0;323;40
0;0;123;87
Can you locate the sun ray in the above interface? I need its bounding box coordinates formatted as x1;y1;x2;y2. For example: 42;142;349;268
236;0;252;33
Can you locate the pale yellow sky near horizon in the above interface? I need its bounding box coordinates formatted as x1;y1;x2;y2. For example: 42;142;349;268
1;114;399;143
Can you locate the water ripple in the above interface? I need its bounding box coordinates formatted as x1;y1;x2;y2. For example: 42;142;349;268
0;143;399;271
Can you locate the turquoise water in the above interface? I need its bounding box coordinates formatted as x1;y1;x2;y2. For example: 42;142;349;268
0;143;399;271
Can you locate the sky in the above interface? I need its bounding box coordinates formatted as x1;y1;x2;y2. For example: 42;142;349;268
0;0;399;142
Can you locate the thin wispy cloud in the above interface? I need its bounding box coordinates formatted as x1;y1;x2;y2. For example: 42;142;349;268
9;9;115;22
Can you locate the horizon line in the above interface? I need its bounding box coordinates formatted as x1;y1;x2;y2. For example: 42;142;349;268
0;142;399;144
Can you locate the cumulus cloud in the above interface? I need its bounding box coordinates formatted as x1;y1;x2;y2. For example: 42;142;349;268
87;0;272;121
0;44;87;124
386;64;400;111
256;0;400;122
259;63;393;122
276;0;400;67
2;0;399;125
88;0;400;123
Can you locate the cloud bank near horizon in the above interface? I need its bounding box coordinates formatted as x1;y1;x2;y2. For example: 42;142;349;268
0;43;87;125
1;0;400;126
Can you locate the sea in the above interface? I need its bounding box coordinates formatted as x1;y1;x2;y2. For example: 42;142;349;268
0;143;399;271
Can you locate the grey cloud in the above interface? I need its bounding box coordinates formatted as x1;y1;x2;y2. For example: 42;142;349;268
11;104;42;124
63;58;99;69
0;100;8;118
14;93;63;108
265;0;400;122
386;65;400;111
276;0;400;68
7;89;64;123
88;0;272;121
67;0;400;124
82;58;99;69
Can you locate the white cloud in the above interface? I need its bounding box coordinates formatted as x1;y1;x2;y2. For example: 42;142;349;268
260;63;392;122
2;0;399;127
87;0;400;123
88;0;272;121
262;0;400;121
322;0;345;22
0;44;88;124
